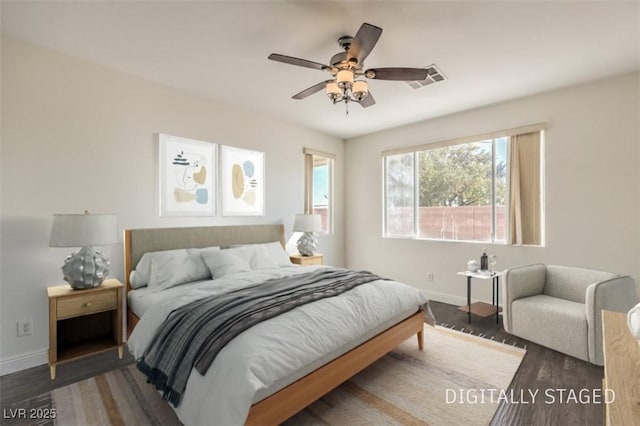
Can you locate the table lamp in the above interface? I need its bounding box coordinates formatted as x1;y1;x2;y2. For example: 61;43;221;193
292;213;322;256
49;211;119;289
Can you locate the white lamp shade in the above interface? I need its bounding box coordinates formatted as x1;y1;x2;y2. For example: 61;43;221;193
353;80;368;95
326;82;341;95
292;214;322;232
49;213;119;247
336;70;354;87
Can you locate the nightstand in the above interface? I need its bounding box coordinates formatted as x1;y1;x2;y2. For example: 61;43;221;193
47;279;124;379
290;253;324;266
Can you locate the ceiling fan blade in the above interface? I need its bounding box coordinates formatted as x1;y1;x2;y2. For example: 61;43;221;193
268;53;329;71
359;91;376;108
365;67;429;81
349;23;383;64
292;80;332;100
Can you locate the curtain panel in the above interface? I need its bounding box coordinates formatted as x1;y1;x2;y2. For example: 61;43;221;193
509;132;542;245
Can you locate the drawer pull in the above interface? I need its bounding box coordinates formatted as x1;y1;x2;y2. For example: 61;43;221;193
84;302;93;307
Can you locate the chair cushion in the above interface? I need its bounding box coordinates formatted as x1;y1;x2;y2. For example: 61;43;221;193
544;265;617;304
511;294;589;361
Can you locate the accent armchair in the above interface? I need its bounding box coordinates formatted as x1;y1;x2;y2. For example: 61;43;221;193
502;264;638;365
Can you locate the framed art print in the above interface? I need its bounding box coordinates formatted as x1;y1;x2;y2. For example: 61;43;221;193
220;145;265;216
159;134;216;216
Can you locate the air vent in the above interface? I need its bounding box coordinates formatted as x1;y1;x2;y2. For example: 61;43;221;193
407;64;447;89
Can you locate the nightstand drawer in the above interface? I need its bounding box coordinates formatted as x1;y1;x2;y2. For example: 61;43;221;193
290;254;324;266
57;290;117;319
300;257;323;265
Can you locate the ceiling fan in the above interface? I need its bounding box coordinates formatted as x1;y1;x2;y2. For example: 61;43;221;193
268;23;429;114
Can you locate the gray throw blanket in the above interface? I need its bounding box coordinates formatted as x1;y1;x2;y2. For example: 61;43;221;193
137;268;385;406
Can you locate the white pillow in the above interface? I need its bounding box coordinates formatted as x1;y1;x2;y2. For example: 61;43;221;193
131;247;219;289
225;246;274;270
129;270;141;289
262;241;292;267
228;242;292;270
147;248;212;291
131;249;186;289
201;250;252;279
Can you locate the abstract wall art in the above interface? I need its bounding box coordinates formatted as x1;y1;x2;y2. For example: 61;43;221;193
159;134;216;216
220;145;265;216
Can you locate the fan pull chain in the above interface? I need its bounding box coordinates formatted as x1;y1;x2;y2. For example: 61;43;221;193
345;99;349;116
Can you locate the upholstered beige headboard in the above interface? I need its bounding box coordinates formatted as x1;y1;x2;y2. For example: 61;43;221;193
123;224;285;294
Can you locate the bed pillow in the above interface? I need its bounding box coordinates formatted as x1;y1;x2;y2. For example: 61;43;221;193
225;245;275;270
131;247;219;289
147;248;214;291
261;241;293;267
201;250;252;279
228;242;292;269
129;270;143;289
130;249;188;289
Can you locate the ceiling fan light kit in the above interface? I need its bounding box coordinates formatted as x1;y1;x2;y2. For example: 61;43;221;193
268;23;430;115
336;70;354;88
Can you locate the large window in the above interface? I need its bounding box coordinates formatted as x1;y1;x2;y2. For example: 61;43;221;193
383;128;543;245
304;149;334;234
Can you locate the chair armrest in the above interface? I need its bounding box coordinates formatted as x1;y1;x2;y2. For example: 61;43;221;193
502;264;546;333
585;276;639;365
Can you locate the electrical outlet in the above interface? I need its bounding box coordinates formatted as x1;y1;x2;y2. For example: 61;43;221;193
427;273;434;282
17;319;33;337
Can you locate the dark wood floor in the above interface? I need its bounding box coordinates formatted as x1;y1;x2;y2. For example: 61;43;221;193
0;348;135;410
428;301;604;426
1;301;604;425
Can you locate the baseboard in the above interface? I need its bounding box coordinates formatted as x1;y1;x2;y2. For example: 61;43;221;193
421;289;492;307
421;289;466;306
0;349;48;376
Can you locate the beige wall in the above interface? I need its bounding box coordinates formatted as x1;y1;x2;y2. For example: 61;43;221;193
345;73;640;306
0;37;345;372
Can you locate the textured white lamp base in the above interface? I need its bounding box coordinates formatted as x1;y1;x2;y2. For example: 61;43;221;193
62;246;110;290
296;232;318;256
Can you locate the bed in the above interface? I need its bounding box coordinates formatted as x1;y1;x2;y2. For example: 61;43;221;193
124;224;433;425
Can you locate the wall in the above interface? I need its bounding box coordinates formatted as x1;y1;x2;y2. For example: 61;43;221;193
345;73;640;306
0;37;345;373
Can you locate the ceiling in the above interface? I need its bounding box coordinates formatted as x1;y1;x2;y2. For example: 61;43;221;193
2;1;639;139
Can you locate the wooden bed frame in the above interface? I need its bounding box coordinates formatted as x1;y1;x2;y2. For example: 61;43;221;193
123;224;424;426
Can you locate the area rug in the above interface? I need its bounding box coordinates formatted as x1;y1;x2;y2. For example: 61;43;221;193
22;326;525;426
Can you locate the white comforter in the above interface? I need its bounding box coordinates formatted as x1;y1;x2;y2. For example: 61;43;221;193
128;266;429;426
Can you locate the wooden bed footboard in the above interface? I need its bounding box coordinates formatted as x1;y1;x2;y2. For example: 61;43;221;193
127;308;424;425
245;310;425;426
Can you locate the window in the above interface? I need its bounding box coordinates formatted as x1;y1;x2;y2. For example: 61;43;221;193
385;153;414;236
304;149;334;234
383;127;543;245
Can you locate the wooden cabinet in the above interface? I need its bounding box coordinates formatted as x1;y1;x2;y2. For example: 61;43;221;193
48;279;124;379
290;254;324;266
602;310;640;425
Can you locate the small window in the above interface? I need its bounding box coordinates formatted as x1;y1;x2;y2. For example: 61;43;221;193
384;152;415;236
383;129;543;245
304;149;334;234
